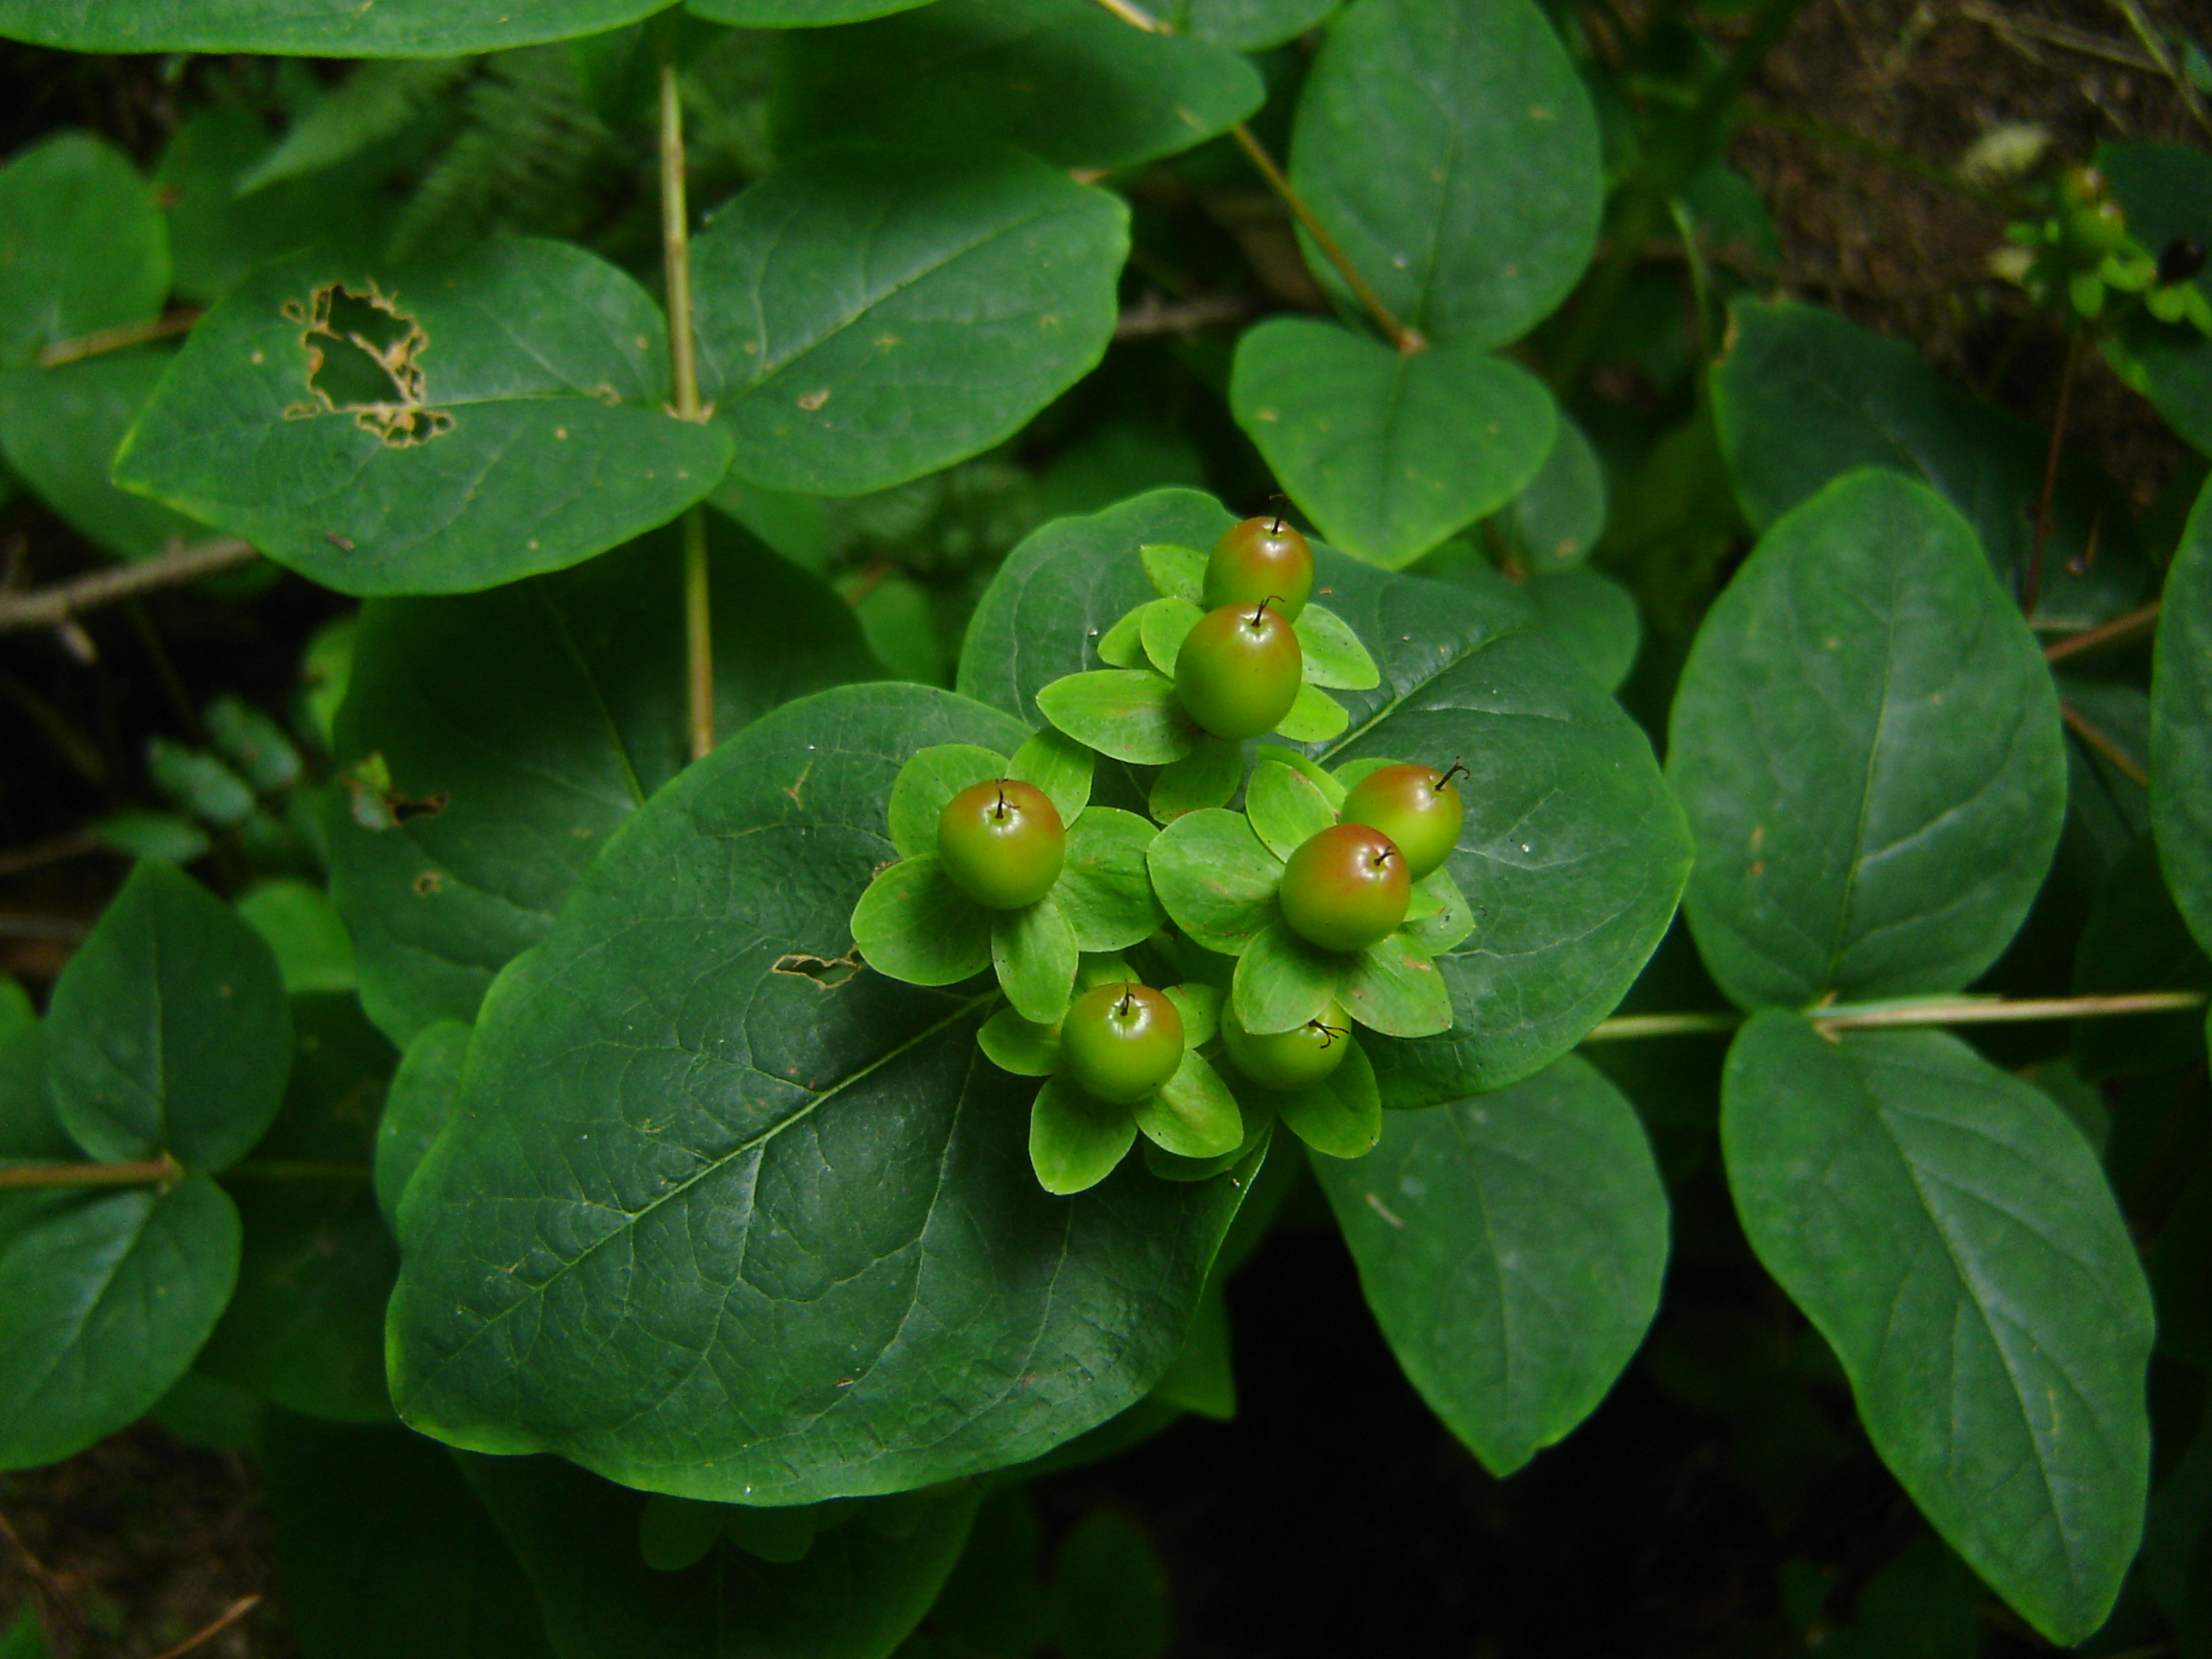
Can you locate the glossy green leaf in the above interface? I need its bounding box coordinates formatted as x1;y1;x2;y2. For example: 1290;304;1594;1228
1231;320;1555;568
1057;808;1164;951
1339;931;1452;1037
1286;0;1601;347
114;241;732;596
0;353;204;559
1669;470;2066;1008
851;856;994;986
993;896;1079;1024
1245;751;1336;861
1132;1050;1242;1160
979;1009;1057;1077
462;1450;979;1659
237;878;356;996
1232;920;1342;1036
1291;603;1381;689
686;0;933;23
375;1020;470;1232
1316;1054;1665;1475
0;132;165;364
1146;736;1242;822
1713;299;2149;628
1008;727;1093;827
2073;835;2211;1079
46;861;290;1170
1402;867;1477;954
1497;410;1605;571
1526;566;1640;692
694;144;1125;497
1274;682;1349;743
1147;808;1283;955
264;1415;552;1659
1163;0;1337;49
1147;1286;1235;1421
1036;669;1197;765
1722;1013;2152;1645
2154;474;2212;957
0;1175;239;1470
327;523;875;1044
965;489;1690;1098
1140;541;1205;605
196;995;397;1424
0;0;669;53
887;743;1009;860
388;684;1254;1500
1265;1035;1380;1159
1161;982;1220;1048
1030;1075;1138;1196
1138;596;1203;681
1094;607;1146;668
772;0;1264;171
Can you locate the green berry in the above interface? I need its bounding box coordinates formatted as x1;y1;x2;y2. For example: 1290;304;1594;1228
1060;983;1186;1104
1204;515;1313;619
936;778;1065;910
1278;823;1410;953
1174;599;1303;741
1222;999;1352;1091
1339;762;1465;881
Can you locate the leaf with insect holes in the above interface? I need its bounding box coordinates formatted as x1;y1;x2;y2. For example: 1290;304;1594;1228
114;242;733;596
1036;670;1197;765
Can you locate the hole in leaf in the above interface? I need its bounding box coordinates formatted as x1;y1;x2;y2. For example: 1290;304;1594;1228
773;951;862;989
291;281;454;447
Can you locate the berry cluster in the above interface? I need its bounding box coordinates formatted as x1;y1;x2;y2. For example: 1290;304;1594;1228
852;517;1476;1193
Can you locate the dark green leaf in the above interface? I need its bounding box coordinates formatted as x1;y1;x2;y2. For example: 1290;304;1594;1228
196;995;397;1423
1286;0;1600;347
1231;320;1555;568
1669;470;2066;1008
1525;566;1640;692
1163;0;1337;49
2099;143;2212;457
206;695;302;793
694;144;1125;496
1147;808;1283;954
2072;834;2210;1078
262;1414;554;1659
327;522;875;1044
237;878;356;997
1146;1285;1234;1420
1263;1035;1379;1159
464;1451;979;1659
114;242;732;595
1145;736;1241;822
1245;749;1336;861
46;861;290;1170
1315;1054;1666;1475
966;489;1690;1096
992;895;1079;1023
1036;669;1198;765
1049;1510;1169;1659
771;0;1264;171
2154;474;2212;956
686;0;933;23
0;1175;239;1470
236;60;473;194
376;1020;470;1233
387;685;1254;1500
1713;299;2149;628
1722;1012;2152;1646
0;353;204;559
148;736;255;828
89;810;209;865
1057;807;1164;951
0;132;165;364
1498;409;1605;571
0;0;671;54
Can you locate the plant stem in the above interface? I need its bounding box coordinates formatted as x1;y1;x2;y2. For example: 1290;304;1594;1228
2024;322;2086;618
0;537;258;634
0;1154;180;1190
659;48;714;763
2060;698;2151;786
1583;989;2208;1043
2044;597;2160;663
1081;0;1423;353
1224;124;1425;354
35;309;201;368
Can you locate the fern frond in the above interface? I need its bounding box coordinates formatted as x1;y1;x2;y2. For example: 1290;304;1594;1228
235;58;475;196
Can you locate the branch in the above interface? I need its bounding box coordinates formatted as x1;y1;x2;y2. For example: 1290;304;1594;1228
659;48;715;764
0;538;259;634
0;1154;181;1191
1583;989;2208;1042
2044;598;2160;664
145;1596;263;1659
2060;699;2150;786
1114;293;1255;339
36;309;201;369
